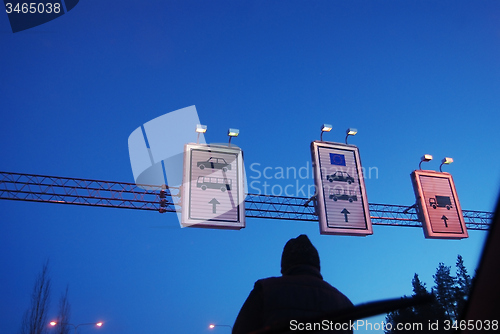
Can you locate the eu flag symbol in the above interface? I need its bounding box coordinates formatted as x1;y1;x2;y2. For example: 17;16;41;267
330;153;346;166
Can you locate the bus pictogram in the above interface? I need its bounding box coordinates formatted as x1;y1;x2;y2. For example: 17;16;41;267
196;176;232;192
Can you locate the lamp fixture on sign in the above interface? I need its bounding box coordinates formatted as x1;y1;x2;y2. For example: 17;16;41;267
439;157;454;172
228;128;239;146
419;154;433;170
195;124;207;144
320;124;332;141
345;128;357;144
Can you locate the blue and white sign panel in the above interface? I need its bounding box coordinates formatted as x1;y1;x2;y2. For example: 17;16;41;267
411;170;468;239
181;143;245;229
310;141;372;236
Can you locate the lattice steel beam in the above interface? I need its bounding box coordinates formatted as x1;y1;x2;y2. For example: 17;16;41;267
245;193;317;221
0;171;493;230
245;195;493;230
0;171;179;212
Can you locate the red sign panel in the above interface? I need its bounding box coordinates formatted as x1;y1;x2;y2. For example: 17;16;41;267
411;170;468;239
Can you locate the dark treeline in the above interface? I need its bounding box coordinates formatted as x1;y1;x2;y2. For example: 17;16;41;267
385;255;473;333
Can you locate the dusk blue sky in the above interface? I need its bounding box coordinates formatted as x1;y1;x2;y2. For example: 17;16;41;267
1;1;499;333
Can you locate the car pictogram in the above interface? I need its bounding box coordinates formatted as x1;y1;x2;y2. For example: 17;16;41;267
197;157;231;172
326;171;355;184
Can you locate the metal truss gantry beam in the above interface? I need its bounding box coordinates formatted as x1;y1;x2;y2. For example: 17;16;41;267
0;171;493;230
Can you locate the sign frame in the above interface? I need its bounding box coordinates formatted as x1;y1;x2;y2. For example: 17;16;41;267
181;143;245;229
411;169;468;239
310;140;372;236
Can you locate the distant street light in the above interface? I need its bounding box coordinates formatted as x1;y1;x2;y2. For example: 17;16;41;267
320;124;332;141
49;321;103;334
209;323;233;331
419;154;433;170
439;157;453;172
345;128;357;144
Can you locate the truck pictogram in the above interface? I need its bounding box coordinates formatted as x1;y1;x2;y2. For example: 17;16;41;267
429;195;452;210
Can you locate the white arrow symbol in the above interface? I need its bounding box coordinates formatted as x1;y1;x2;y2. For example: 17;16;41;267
209;198;220;213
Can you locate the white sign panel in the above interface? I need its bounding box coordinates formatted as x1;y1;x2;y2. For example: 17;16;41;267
311;141;372;236
181;143;245;229
411;170;468;239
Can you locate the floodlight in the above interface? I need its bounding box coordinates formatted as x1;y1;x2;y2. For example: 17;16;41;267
228;128;239;146
228;128;239;137
96;322;103;327
345;128;358;144
195;124;207;133
321;124;332;132
320;124;332;141
346;128;357;136
419;154;433;170
421;154;433;162
50;322;57;326
195;124;207;144
439;157;454;172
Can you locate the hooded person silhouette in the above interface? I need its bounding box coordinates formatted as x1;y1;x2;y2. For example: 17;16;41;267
232;235;353;333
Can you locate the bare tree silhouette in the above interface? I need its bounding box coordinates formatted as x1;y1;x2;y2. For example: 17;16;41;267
20;260;51;334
